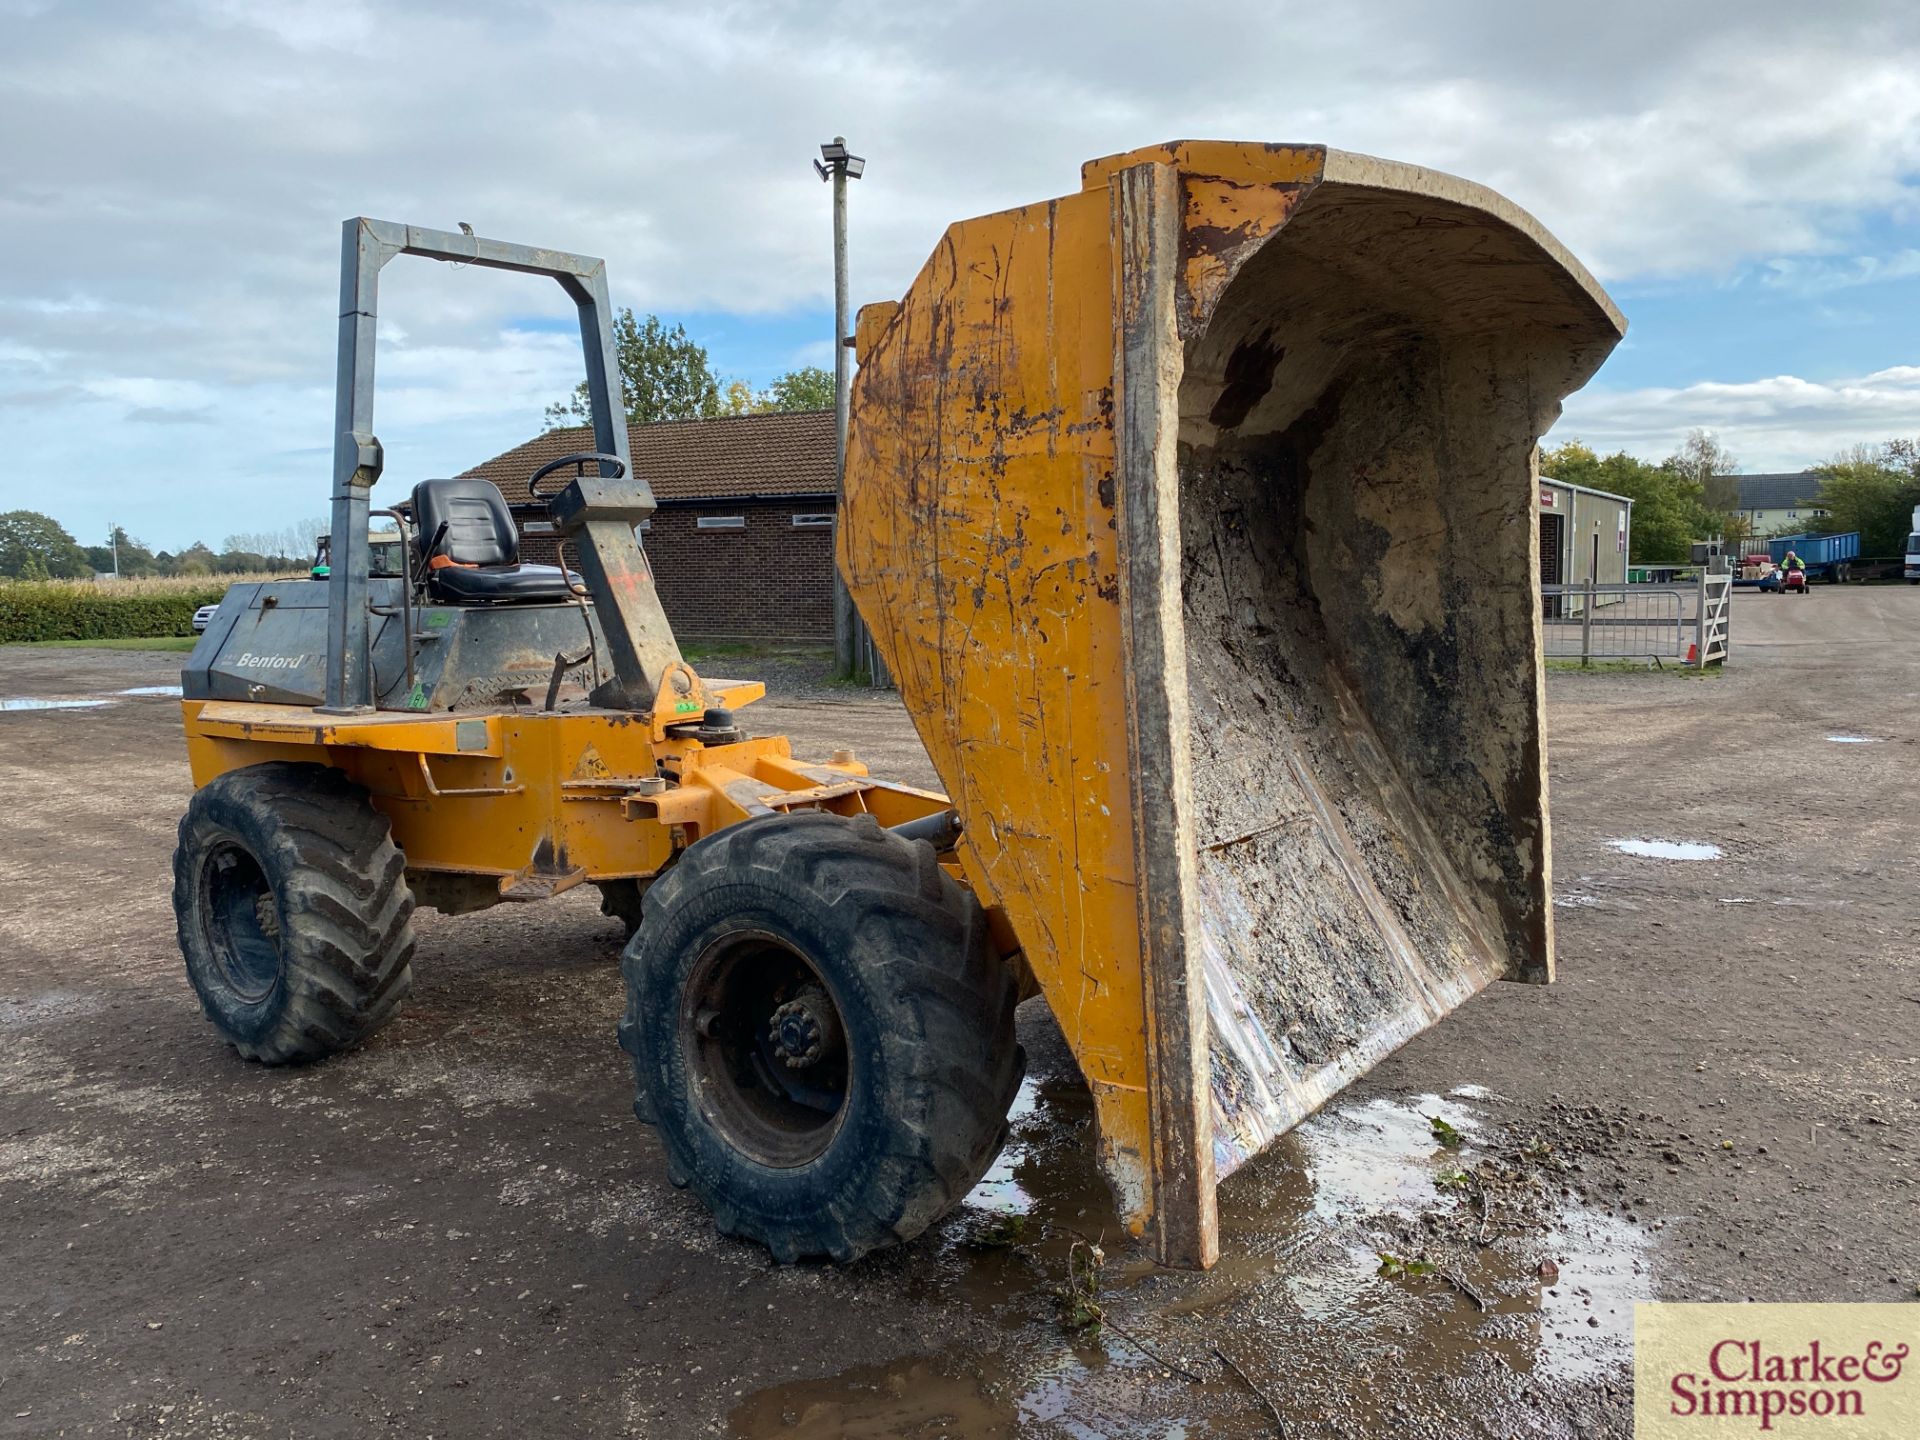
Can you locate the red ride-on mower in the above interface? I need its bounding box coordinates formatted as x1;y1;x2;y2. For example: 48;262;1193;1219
1782;567;1809;595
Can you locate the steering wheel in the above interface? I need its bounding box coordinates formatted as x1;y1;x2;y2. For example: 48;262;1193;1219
528;451;628;499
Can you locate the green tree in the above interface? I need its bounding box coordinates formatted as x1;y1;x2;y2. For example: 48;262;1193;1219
1666;428;1741;516
1808;440;1920;557
181;542;216;575
716;366;837;417
0;510;90;579
761;366;835;412
1539;440;1716;564
83;525;159;577
546;310;722;427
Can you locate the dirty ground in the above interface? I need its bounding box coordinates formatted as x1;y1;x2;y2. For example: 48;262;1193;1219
2;588;1915;1437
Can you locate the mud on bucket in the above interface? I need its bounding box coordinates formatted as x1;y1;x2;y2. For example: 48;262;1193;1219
843;141;1625;1267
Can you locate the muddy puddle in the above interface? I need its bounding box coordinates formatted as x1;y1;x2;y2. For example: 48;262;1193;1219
0;697;114;712
1607;838;1721;861
0;685;180;711
729;1023;1653;1438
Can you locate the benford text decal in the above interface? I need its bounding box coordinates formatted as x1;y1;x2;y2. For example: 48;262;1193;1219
232;653;312;670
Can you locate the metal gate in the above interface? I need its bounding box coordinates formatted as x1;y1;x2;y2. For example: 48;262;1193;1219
1698;572;1731;665
1540;513;1565;617
1541;576;1731;667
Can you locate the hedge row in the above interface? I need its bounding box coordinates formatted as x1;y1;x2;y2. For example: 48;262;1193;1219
0;581;229;643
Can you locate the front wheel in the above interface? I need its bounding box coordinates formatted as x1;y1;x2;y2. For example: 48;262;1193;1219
595;878;651;939
622;811;1020;1262
172;763;415;1064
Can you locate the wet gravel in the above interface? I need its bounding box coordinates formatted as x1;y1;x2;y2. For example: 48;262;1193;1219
2;590;1918;1438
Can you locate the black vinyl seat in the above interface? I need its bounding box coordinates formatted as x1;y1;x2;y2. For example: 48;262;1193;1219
410;478;579;604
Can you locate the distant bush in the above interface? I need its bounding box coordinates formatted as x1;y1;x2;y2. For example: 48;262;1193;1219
0;575;279;642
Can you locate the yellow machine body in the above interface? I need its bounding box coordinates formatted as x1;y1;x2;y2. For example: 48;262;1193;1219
181;664;952;904
842;142;1625;1266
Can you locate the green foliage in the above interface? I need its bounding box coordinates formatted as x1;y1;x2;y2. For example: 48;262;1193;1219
0;510;90;580
1057;1239;1106;1336
547;309;722;427
0;580;227;643
1427;1115;1464;1150
761;366;836;412
1808;440;1920;557
1376;1251;1438;1278
965;1212;1034;1249
81;525;166;578
1667;429;1741;514
548;310;834;427
1539;440;1718;563
113;526;161;576
719;366;837;417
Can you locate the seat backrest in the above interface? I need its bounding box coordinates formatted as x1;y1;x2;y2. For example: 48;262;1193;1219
411;478;518;568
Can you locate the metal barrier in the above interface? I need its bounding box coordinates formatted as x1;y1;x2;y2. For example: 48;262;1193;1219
1542;577;1730;666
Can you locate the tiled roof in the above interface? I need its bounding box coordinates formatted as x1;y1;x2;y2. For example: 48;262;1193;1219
1731;472;1825;510
462;409;837;505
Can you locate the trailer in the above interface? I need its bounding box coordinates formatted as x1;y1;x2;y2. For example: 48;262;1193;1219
1767;532;1858;585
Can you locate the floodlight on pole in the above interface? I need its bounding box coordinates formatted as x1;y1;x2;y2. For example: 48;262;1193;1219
817;135;868;681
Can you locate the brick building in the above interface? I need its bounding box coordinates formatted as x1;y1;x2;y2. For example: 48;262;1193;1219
462;410;837;643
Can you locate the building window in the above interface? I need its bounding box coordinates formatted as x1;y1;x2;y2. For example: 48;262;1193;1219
696;516;745;530
1787;509;1798;519
792;513;835;528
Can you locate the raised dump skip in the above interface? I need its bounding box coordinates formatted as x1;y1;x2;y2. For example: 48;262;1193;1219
844;141;1625;1267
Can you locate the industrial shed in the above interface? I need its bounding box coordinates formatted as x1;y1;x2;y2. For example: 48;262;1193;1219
1539;476;1633;615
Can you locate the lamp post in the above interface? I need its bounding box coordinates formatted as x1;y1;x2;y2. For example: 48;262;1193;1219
816;137;865;680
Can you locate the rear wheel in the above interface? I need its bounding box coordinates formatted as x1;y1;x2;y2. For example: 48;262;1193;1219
622;811;1019;1262
173;763;415;1064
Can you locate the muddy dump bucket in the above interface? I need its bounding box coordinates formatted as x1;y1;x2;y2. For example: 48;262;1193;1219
844;142;1624;1267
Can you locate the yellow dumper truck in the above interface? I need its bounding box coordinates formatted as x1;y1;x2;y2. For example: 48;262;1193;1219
173;141;1623;1268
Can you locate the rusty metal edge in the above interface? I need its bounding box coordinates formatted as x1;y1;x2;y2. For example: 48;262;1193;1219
1111;161;1219;1270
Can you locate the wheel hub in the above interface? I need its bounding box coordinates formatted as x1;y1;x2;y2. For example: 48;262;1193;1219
680;931;852;1168
770;987;841;1069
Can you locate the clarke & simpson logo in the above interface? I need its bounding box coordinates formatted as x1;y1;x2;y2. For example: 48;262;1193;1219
1636;1305;1918;1438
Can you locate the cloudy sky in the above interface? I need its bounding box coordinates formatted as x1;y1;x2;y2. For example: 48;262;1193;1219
3;0;1917;552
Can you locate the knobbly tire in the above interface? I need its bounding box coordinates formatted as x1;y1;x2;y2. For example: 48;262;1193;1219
622;810;1021;1263
595;878;651;939
173;762;415;1064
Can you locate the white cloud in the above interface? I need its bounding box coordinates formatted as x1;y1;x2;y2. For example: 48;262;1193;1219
1759;250;1920;295
375;330;584;430
0;0;1916;542
1556;366;1920;470
80;377;219;412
